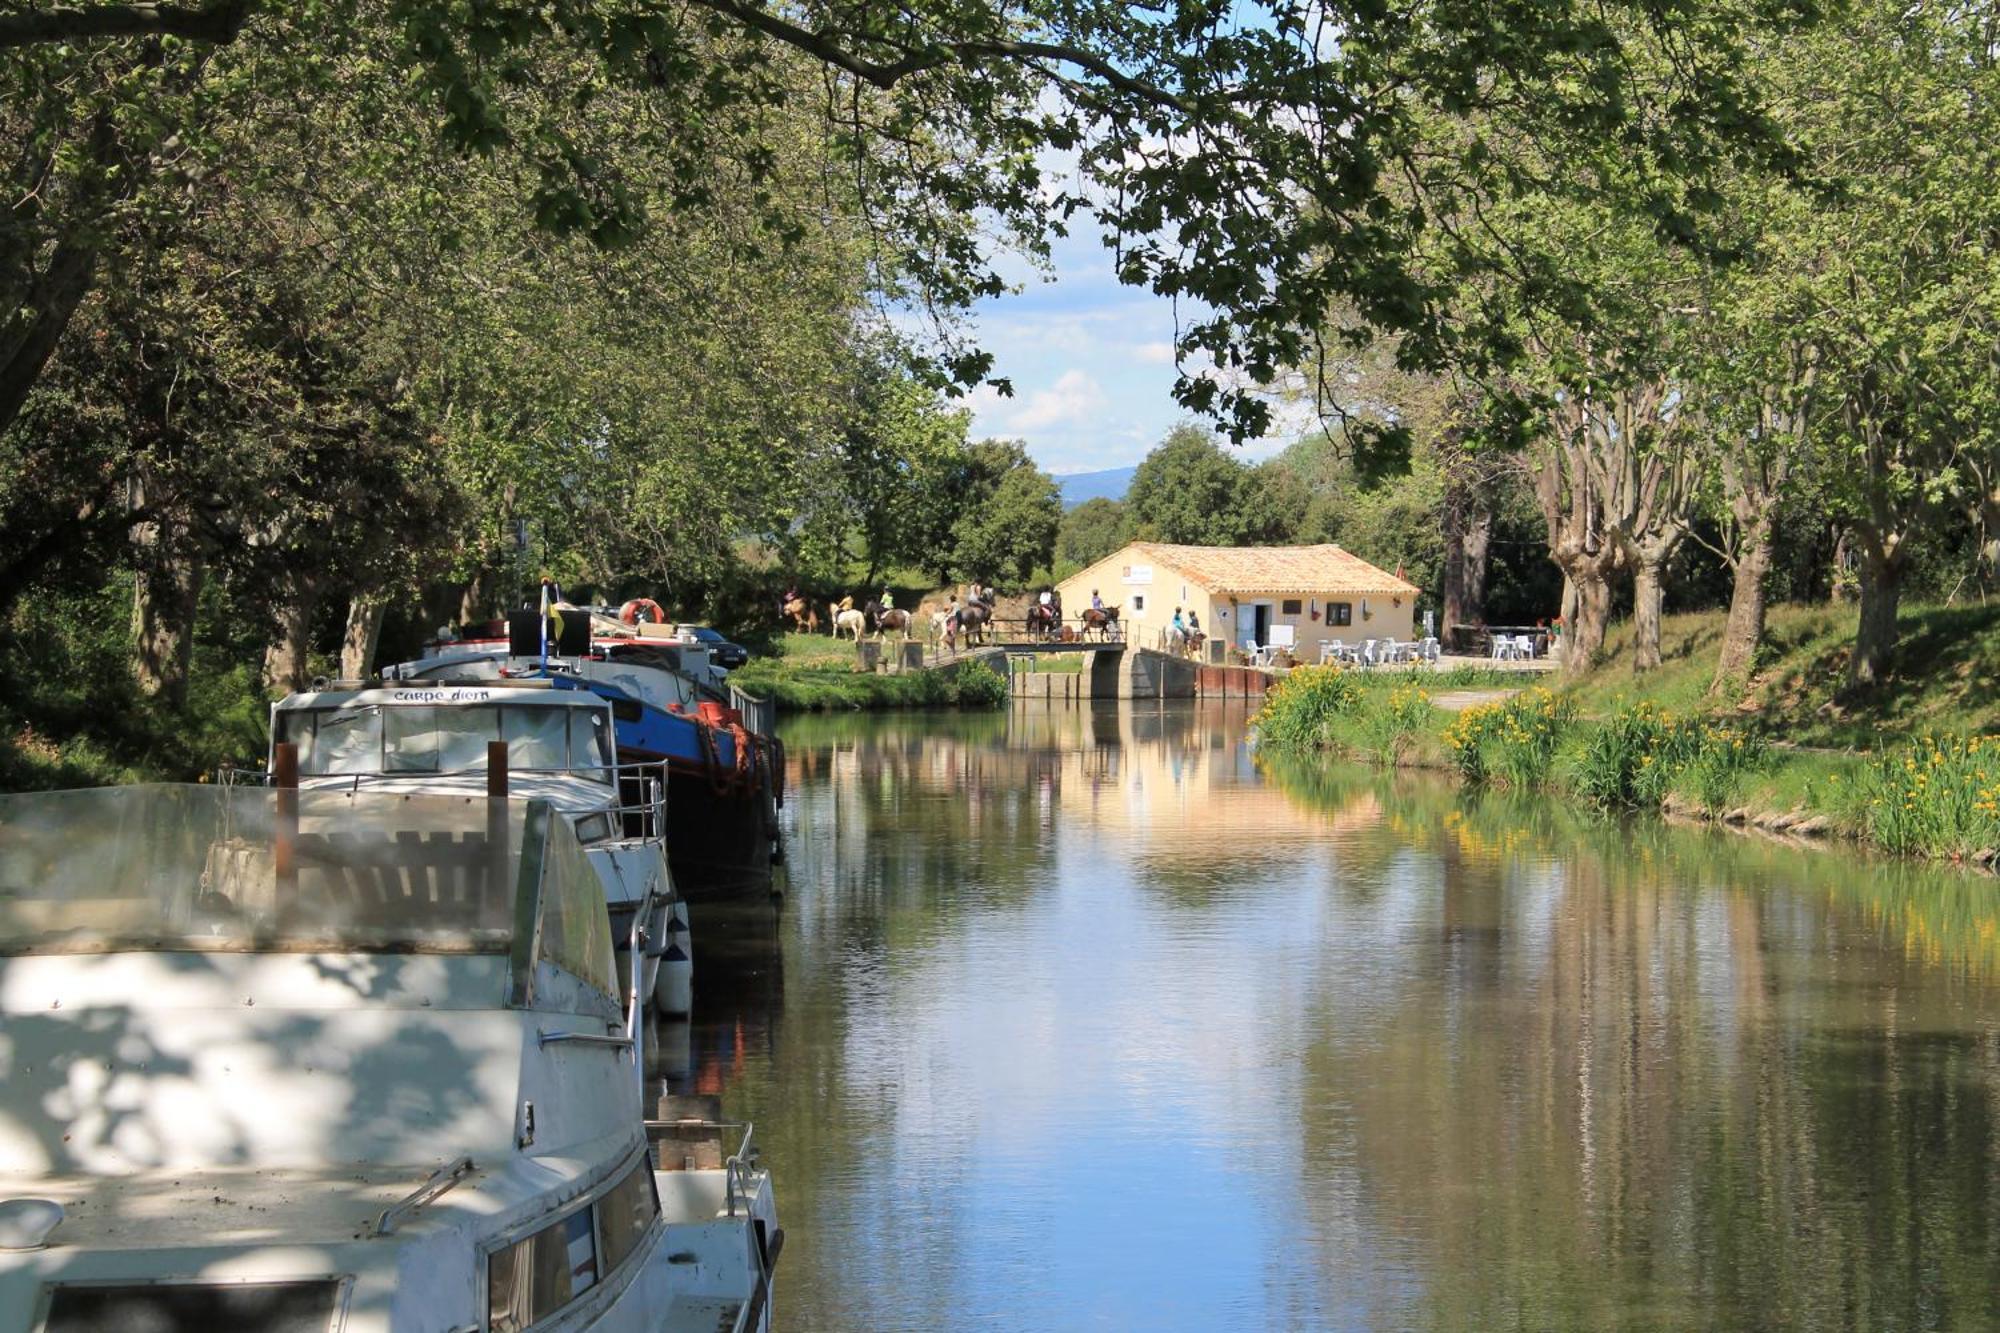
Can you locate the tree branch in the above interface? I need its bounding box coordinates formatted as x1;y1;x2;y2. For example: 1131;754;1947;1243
0;0;253;50
681;0;1199;116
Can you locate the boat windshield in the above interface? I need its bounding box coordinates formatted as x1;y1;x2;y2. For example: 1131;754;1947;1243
273;700;613;783
0;787;616;999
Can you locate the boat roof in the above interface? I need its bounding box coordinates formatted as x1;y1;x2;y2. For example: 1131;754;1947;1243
275;683;607;709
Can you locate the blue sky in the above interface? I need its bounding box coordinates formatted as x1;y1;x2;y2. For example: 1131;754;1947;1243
959;212;1303;477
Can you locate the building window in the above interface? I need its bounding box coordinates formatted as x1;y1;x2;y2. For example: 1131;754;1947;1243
1281;599;1302;616
1330;602;1352;626
1132;594;1145;612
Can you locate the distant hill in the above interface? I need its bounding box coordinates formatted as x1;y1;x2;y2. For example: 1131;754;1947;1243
1056;465;1136;509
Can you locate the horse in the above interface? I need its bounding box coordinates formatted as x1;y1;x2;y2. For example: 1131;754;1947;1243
832;605;867;640
782;595;818;635
865;600;914;639
950;602;993;647
1080;605;1121;641
930;607;959;648
1025;600;1062;641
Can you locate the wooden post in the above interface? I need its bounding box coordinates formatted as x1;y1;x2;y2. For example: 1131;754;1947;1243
273;741;298;901
487;741;509;906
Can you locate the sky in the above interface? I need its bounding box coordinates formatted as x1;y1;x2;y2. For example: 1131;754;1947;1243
957;213;1309;478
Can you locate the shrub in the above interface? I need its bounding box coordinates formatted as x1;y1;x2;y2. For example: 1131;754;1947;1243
1569;702;1768;812
1442;688;1574;787
1356;685;1435;764
950;660;1009;708
1858;734;2000;858
1252;665;1365;751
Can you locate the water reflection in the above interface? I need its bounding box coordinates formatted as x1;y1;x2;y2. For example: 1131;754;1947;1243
697;703;2000;1330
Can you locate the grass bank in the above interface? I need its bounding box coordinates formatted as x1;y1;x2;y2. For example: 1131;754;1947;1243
0;580;272;790
730;639;1006;712
1566;601;2000;747
1254;656;2000;864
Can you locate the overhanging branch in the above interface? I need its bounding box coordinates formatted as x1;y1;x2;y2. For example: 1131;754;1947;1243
682;0;1200;116
0;0;253;50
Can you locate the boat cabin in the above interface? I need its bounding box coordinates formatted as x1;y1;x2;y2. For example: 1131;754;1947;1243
0;784;774;1332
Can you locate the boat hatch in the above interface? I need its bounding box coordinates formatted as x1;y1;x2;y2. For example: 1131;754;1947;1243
0;786;615;1009
272;698;613;783
42;1278;345;1333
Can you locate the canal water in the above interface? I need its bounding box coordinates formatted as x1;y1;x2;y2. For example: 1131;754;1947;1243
679;702;2000;1330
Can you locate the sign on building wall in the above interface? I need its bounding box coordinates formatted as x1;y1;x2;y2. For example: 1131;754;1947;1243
1121;564;1154;585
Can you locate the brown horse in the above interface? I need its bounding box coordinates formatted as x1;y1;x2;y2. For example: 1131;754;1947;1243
1080;605;1121;640
949;602;993;647
782;595;819;634
864;600;913;638
1024;600;1061;640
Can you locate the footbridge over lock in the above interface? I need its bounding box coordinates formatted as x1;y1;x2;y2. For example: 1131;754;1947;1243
945;641;1197;701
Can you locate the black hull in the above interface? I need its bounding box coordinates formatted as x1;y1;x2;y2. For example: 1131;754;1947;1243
665;767;776;902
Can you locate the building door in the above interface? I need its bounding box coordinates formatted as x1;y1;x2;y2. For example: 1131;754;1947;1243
1243;602;1273;647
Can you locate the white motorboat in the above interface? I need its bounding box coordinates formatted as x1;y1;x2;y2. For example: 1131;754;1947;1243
266;682;692;1017
0;783;778;1332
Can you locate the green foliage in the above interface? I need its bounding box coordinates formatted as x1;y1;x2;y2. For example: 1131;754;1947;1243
1857;736;2000;859
1442;689;1577;788
1126;424;1296;546
730;655;1007;712
1056;497;1129;570
1565;702;1767;812
939;441;1062;585
1251;665;1365;751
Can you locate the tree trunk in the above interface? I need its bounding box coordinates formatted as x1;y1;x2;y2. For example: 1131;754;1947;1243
457;571;489;628
340;592;389;680
1630;560;1667;674
262;582;319;696
1566;571;1612;672
1711;514;1775;692
130;539;203;707
1441;502;1495;639
1848;545;1903;689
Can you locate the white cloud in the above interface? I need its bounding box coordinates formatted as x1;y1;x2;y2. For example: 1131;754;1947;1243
1135;341;1178;365
1005;369;1108;432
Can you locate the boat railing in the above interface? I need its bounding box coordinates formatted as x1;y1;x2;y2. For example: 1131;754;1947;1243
641;1116;760;1213
213;762;672;848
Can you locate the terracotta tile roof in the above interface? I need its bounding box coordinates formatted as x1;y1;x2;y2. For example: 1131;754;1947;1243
1131;543;1420;597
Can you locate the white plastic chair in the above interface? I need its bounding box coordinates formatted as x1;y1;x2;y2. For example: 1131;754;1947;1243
1321;639;1346;664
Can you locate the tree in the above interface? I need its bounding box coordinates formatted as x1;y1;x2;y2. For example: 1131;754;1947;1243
1057;498;1129;571
0;0;1810;453
1126;424;1295;546
946;443;1060;585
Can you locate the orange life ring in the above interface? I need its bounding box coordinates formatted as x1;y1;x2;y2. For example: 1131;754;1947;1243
619;598;666;626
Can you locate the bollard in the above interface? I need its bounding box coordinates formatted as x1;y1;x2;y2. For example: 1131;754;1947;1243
273;741;298;902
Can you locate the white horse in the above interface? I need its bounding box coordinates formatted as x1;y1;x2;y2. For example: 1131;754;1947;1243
930;606;958;648
832;608;868;641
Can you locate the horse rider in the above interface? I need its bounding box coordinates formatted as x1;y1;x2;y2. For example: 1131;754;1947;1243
1171;606;1186;639
1090;589;1104;613
1187;610;1201;639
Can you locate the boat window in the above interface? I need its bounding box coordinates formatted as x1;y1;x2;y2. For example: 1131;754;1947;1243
571;709;613;776
596;1157;661;1276
487;1202;600;1333
438;705;503;771
382;705;439;773
537;810;618;995
0;786;523;957
503;706;569;771
487;1156;654;1333
315;706;382;775
46;1280;342;1333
